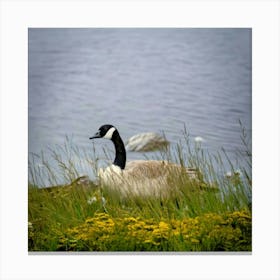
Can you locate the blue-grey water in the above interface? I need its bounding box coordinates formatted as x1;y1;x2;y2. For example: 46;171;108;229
28;28;251;186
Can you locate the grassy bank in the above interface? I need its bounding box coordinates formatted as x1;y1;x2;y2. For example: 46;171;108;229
28;128;252;252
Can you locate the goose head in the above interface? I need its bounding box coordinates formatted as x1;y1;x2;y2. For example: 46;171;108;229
90;124;117;140
90;124;126;170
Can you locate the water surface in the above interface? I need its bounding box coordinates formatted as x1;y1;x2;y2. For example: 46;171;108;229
28;28;252;185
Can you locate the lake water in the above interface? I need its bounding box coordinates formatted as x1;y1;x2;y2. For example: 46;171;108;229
28;28;252;186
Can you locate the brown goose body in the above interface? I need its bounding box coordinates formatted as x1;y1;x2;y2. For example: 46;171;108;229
90;125;199;197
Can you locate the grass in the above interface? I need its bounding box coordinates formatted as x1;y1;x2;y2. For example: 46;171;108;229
28;126;252;252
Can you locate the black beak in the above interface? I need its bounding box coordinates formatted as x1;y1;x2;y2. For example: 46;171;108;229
89;131;101;140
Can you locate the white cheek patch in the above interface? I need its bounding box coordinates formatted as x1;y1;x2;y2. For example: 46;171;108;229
103;127;116;139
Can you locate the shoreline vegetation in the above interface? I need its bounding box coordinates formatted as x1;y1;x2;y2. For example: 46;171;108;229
28;126;252;252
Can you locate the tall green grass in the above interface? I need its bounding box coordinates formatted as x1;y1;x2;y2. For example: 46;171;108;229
28;127;251;251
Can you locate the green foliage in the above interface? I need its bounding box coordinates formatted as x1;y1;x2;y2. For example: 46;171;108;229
28;125;252;252
29;210;251;251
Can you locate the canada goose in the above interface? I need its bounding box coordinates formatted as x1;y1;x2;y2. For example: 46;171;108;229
125;132;169;152
89;124;198;197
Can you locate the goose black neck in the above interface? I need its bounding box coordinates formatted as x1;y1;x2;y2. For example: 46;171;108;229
111;130;126;170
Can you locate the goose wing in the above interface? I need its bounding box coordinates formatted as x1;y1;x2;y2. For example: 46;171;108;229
125;160;198;179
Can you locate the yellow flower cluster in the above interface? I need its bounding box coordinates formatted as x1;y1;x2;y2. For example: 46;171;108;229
57;210;251;251
123;217;171;246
